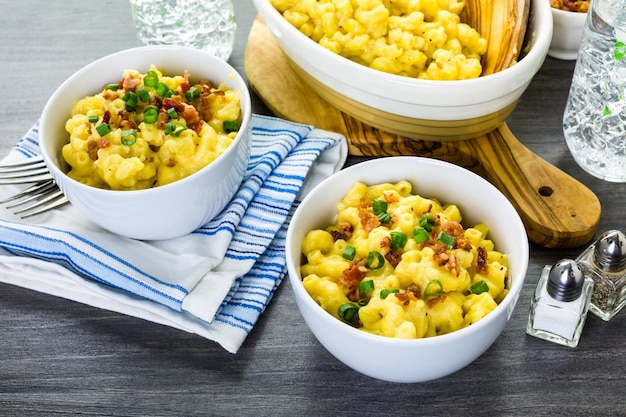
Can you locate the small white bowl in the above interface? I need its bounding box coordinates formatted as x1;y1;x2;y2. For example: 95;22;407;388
254;0;552;141
39;46;252;240
549;7;587;60
285;157;529;383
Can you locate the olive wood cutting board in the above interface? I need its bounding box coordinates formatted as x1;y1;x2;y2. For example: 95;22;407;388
244;17;601;249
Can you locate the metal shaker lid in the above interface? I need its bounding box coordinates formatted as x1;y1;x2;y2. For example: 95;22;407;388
547;259;585;302
593;230;626;272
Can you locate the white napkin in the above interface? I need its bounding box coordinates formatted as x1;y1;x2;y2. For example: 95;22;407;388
0;114;347;353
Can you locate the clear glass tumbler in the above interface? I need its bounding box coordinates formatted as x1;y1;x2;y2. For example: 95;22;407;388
129;0;236;61
563;0;626;182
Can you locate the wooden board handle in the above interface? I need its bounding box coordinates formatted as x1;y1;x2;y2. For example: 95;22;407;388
245;17;600;249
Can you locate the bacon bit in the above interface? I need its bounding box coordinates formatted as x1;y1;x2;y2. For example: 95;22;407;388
380;236;391;249
98;138;110;148
360;212;380;232
122;75;140;91
383;191;398;203
180;70;191;93
180;103;200;124
385;249;402;268
338;260;367;293
434;250;461;276
395;285;420;305
330;222;353;241
442;221;464;238
102;90;120;101
476;246;488;273
455;238;473;251
119;119;137;129
163;97;185;113
87;140;99;161
427;294;447;308
102;110;111;124
188;121;203;134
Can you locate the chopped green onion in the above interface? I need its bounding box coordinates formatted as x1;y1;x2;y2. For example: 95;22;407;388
372;199;387;214
156;82;172;98
377;212;392;224
120;129;137;146
88;115;99;123
437;231;456;249
338;303;360;325
424;279;444;299
137;86;150;102
223;120;238;133
164;121;187;137
342;245;356;261
470;280;489;295
95;123;111;137
143;105;159;124
104;83;119;91
419;215;436;232
122;91;138;111
390;231;407;250
358;279;375;294
185;86;201;101
167;107;178;119
143;70;158;87
364;251;385;270
413;227;429;244
380;288;400;299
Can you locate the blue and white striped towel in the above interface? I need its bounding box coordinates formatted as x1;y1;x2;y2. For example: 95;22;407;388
0;114;347;353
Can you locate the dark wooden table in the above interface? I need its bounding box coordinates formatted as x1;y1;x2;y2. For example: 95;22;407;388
1;1;624;416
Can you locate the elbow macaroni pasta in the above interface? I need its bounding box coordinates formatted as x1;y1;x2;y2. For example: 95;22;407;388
62;65;241;190
270;0;488;79
300;181;509;339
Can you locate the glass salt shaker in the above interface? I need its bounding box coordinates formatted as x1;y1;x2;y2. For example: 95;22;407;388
576;230;626;321
562;0;626;182
526;259;594;348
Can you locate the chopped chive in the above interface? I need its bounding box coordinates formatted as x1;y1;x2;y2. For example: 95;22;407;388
424;279;444;299
143;70;158;87
95;123;111;137
413;227;429;244
121;129;137;146
380;288;399;299
338;303;360;325
88;115;99;123
342;245;356;261
137;86;150;102
143;105;159;124
437;231;456;249
358;279;375;294
223;120;238;133
390;231;407;250
167;107;178;119
470;280;489;295
364;251;385;270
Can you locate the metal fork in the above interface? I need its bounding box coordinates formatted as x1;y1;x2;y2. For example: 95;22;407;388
0;156;69;218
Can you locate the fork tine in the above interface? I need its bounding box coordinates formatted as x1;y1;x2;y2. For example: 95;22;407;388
12;189;68;216
0;155;53;183
18;196;69;219
4;181;59;208
0;180;57;204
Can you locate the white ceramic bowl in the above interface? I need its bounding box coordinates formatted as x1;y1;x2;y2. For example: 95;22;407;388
254;0;552;141
39;46;252;240
549;7;587;60
285;157;529;383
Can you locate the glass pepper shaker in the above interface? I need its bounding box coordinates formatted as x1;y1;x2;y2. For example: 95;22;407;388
576;230;626;321
526;259;594;348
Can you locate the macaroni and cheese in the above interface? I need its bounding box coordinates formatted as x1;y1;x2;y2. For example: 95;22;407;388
300;181;509;339
270;0;488;79
62;66;241;190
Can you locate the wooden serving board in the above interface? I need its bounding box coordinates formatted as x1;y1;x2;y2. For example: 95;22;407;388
244;17;601;249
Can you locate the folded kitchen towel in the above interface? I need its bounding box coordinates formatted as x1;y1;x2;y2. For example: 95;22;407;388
0;114;347;353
